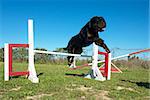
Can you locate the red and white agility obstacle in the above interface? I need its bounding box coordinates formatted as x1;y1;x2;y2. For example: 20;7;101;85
84;43;111;81
4;20;39;83
5;19;149;83
4;19;112;83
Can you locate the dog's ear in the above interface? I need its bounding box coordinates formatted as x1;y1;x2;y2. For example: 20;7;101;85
88;16;97;28
90;16;97;23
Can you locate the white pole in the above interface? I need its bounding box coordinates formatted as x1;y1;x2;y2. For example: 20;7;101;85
73;57;76;68
28;19;39;83
4;43;9;81
92;42;98;77
92;42;105;81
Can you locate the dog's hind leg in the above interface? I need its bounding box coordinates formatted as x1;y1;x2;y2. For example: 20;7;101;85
67;47;78;68
67;56;75;68
67;47;83;68
67;56;73;66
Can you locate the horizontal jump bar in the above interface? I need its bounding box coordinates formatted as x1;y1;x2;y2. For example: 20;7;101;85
88;53;129;66
97;54;129;64
34;50;92;57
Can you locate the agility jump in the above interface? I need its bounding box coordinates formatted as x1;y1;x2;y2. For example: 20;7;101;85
4;19;112;83
5;19;149;83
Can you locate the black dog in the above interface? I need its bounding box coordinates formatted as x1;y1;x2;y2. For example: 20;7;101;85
66;16;110;67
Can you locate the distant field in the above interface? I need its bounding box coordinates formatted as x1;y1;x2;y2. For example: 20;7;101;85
0;62;149;99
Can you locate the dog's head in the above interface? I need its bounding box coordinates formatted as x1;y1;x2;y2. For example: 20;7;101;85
89;16;106;32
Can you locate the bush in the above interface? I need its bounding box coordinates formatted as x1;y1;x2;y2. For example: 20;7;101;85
113;59;150;69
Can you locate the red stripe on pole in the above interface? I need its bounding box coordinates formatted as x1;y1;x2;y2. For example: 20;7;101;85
98;51;107;56
9;45;12;76
105;53;109;78
129;49;150;56
10;71;29;76
70;64;90;70
100;67;120;72
9;44;29;48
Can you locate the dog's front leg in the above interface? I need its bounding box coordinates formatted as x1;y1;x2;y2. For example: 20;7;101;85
94;38;110;53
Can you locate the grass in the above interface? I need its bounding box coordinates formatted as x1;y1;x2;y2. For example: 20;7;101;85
0;62;149;100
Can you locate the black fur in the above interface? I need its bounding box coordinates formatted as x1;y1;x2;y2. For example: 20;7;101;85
66;16;110;66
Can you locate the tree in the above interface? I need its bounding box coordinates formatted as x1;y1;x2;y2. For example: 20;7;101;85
13;47;28;62
34;48;53;63
0;48;4;62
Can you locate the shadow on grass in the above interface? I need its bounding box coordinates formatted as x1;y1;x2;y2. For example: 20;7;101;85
121;80;150;89
65;73;85;77
10;72;44;79
37;72;44;77
11;76;20;79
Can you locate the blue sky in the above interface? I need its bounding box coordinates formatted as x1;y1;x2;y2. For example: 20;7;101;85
0;0;149;54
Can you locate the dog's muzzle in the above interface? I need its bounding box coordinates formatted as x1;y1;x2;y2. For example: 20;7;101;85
98;27;106;32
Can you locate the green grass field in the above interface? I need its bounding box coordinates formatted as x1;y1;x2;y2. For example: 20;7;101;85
0;62;149;100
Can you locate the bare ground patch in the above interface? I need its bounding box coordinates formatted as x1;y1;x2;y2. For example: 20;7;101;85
116;86;139;93
144;96;150;99
9;87;21;91
94;90;112;100
26;93;54;100
66;84;112;100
